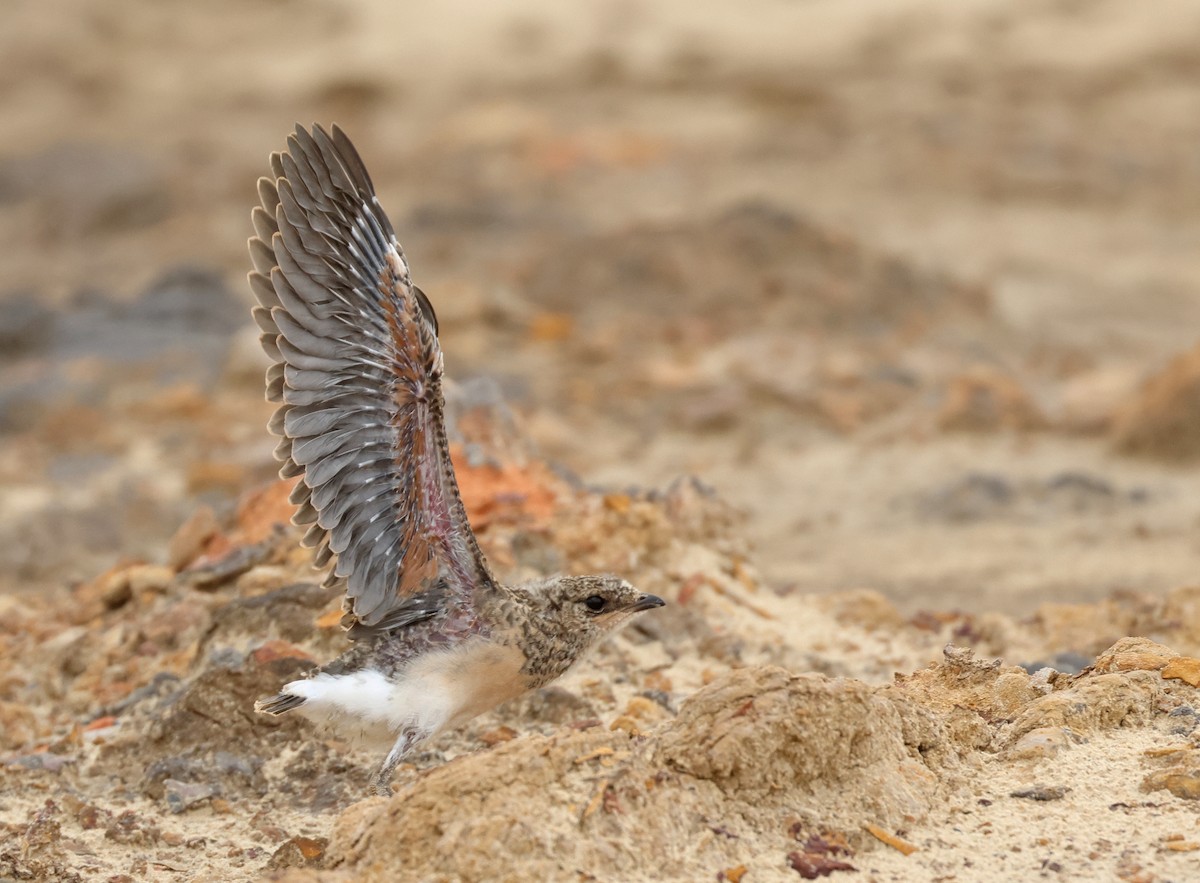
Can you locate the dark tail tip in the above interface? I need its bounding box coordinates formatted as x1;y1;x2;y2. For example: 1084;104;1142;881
255;693;306;715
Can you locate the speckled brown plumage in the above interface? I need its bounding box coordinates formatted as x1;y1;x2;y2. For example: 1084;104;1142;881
247;124;665;793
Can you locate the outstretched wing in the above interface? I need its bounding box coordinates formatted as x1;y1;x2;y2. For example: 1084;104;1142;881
247;123;495;628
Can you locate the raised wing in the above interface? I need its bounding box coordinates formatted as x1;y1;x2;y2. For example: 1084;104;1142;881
248;123;495;628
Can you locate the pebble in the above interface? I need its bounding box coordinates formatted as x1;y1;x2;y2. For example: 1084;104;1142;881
266;836;329;870
1165;705;1198;736
1142;768;1200;800
1010;785;1069;801
1112;343;1200;461
937;366;1046;433
1006;727;1079;761
163;778;216;813
6;752;76;772
167;506;221;571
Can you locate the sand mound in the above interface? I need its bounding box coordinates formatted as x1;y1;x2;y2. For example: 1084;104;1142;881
315;637;1200;881
5;441;1200;881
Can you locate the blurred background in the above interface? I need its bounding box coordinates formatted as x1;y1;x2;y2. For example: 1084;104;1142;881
4;0;1200;614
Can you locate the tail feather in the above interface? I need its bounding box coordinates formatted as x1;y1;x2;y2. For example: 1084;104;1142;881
255;692;307;715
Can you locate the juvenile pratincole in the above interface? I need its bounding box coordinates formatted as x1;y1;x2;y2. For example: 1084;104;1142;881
247;124;665;794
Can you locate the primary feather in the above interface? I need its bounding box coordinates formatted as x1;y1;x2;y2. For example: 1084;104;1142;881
248;123;495;631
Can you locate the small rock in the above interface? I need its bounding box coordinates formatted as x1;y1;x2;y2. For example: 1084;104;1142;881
1027;668;1055;694
1143;766;1200;800
98;569;134;609
937;366;1046;433
6;753;76;773
609;715;642;735
182;542;272;590
788;850;857;878
640;689;675;712
126;563;175;596
915;473;1013;522
144;751;266;802
234;565;293;593
1112;344;1200;461
167;506;222;571
138;599;210;652
208;582;336;645
72;564;135;617
1161;657;1200;687
1006;669;1160;740
233;480;298;545
1164;840;1200;852
1010;785;1069;801
622;695;668;722
1166;705;1198;736
69;800;107;831
266;835;329;870
479;726;519;746
1006;727;1079;761
163;778;216;813
518;686;597;725
250;640;316;668
256;824;289;842
13;804;67;877
105;810;159;845
1092;637;1177;674
1042;470;1114;500
105;671;182;716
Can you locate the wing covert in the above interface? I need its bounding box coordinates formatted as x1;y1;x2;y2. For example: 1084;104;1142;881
248;123;495;627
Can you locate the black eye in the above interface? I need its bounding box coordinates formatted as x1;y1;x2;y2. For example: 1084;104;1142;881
584;595;607;613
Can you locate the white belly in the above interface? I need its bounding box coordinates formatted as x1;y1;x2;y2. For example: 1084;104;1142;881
280;640;528;747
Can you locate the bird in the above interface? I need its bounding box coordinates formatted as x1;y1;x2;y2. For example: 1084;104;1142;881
246;124;665;794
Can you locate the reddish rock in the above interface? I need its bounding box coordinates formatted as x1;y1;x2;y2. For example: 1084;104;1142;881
167;506;223;571
937;366;1047;433
1091;637;1177;674
233;479;300;546
251;640;316;667
1143;765;1200;800
1112;344;1200;460
1162;657;1200;687
450;445;561;529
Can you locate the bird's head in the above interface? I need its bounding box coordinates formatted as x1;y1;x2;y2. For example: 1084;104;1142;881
516;574;666;683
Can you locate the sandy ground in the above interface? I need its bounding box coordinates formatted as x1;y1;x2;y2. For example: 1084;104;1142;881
4;0;1200;880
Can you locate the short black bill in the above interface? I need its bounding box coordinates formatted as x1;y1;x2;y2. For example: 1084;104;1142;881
632;594;666;612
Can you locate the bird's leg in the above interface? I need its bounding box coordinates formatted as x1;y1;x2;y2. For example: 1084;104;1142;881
372;728;420;796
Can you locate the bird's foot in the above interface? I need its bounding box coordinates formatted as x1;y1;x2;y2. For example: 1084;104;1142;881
370;728;421;797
